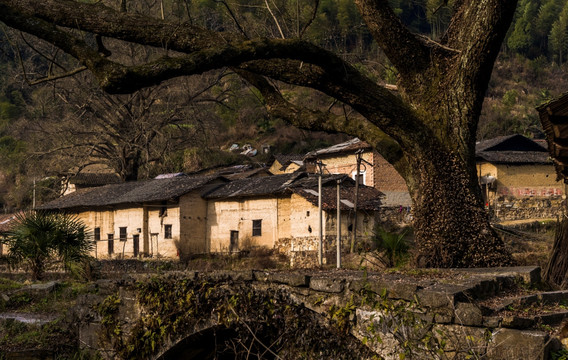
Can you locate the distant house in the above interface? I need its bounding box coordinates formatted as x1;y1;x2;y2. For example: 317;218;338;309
475;134;561;220
303;138;411;208
0;213;15;256
38;172;383;263
268;154;305;175
39;174;226;259
62;164;121;196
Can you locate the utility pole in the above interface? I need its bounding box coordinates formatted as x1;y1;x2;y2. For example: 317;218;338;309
337;179;341;269
317;160;324;266
350;151;362;253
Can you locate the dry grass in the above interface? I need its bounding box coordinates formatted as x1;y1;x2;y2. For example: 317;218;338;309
496;221;556;268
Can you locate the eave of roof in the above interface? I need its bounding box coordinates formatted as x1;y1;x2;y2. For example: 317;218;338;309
537;92;568;182
38;175;225;210
304;138;371;160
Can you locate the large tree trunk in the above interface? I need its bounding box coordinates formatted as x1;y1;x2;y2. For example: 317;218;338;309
406;146;511;267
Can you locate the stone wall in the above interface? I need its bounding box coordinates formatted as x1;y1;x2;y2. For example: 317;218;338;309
76;266;559;360
490;195;563;221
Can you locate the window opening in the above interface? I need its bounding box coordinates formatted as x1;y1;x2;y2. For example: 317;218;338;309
252;219;262;236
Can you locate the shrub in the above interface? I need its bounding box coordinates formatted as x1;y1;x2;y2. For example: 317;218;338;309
1;211;93;280
371;225;410;267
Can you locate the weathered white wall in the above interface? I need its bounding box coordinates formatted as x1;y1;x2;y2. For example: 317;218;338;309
71;203;180;259
207;197;279;252
180;192;209;256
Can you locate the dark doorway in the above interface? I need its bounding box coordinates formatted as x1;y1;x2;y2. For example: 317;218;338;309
107;234;114;255
230;231;238;252
133;234;140;257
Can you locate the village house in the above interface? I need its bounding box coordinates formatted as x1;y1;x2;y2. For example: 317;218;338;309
475;134;562;220
301;138;412;227
61;164;121;196
202;172;383;264
39;174;226;259
268;154;305;175
38;171;383;263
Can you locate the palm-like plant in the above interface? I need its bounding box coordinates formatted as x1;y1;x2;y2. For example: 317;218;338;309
372;226;410;268
2;211;93;280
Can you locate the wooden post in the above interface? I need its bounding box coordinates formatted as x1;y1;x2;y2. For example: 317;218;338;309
350;151;362;253
318;169;323;266
337;179;341;269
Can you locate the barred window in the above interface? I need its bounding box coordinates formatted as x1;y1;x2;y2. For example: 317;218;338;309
252;220;262;237
164;224;172;239
119;227;127;242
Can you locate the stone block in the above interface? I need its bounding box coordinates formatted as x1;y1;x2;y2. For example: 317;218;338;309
454;302;483;326
434;324;488;356
267;272;308;287
23;281;60;295
512;294;539;306
310;277;344;293
348;279;389;296
501;315;534;329
486;329;550;360
539;290;568;305
469;278;500;299
416;284;467;309
253;271;269;282
483;316;502;328
433;309;453;324
387;282;419;301
230;270;254;282
535;311;568;326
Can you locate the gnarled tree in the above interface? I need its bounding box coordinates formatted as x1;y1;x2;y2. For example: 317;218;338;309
0;0;517;267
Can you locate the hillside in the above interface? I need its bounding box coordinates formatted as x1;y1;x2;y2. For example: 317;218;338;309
0;0;568;209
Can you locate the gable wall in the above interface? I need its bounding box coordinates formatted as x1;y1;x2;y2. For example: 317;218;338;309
269;160;285;175
372;151;408;192
317;151;375;187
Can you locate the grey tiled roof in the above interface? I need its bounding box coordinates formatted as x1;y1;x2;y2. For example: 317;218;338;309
39;175;223;210
304;138;371;159
475;134;551;164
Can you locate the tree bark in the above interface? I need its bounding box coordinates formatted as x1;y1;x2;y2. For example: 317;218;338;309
407;147;511;267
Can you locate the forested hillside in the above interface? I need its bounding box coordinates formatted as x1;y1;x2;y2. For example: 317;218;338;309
0;0;567;210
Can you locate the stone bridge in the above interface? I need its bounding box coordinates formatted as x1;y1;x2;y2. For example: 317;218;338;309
76;266;564;359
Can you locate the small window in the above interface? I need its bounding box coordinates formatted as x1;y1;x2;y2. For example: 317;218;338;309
306;211;310;217
164;224;172;239
351;170;366;185
252;219;262;236
94;227;100;241
119;227;127;242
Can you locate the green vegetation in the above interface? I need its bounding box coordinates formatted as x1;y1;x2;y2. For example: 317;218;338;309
1;211;94;280
94;275;377;359
372;226;411;268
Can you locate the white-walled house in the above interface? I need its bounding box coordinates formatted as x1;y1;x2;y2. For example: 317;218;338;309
38;172;384;262
39;174;226;259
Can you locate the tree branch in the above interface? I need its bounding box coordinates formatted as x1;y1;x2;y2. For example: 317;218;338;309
236;70;409;177
354;0;430;75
